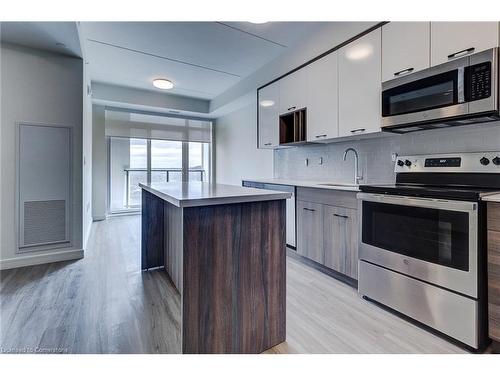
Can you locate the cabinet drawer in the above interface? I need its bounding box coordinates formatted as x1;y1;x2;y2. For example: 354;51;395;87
297;187;358;209
296;200;324;264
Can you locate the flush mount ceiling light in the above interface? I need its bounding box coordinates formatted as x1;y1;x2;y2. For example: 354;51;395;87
345;44;374;61
248;21;268;24
260;100;275;107
153;78;174;90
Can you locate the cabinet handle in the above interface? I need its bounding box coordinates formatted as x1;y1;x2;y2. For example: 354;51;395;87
394;67;414;77
303;207;316;212
315;134;327;138
264;142;272;146
287;106;296;111
333;213;349;219
350;128;366;134
448;47;475;60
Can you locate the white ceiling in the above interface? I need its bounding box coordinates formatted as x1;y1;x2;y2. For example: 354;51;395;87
0;22;82;58
79;22;326;100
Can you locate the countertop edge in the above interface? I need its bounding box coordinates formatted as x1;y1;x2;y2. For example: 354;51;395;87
242;178;361;192
140;183;292;208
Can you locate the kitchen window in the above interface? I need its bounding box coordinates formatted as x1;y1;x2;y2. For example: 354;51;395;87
106;109;212;213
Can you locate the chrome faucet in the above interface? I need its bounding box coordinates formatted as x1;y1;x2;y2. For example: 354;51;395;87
343;147;363;185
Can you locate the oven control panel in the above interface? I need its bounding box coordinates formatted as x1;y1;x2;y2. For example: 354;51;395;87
424;157;462;168
395;152;500;173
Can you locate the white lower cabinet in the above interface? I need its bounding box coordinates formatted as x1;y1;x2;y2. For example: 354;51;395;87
338;29;382;137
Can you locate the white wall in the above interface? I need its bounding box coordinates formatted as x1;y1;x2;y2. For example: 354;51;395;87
215;98;273;185
82;60;93;247
0;43;84;269
92;104;107;220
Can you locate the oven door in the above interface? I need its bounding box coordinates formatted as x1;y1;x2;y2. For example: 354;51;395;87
358;193;478;298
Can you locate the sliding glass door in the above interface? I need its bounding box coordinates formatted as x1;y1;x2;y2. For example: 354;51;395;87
108;138;211;213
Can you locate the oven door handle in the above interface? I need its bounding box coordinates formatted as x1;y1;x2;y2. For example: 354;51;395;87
356;192;477;212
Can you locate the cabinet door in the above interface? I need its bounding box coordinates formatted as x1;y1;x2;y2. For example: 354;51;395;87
382;22;430;82
306;51;339;141
258;81;280;149
279;69;307;115
338;29;381;137
323;206;358;279
431;22;499;66
297;200;324;264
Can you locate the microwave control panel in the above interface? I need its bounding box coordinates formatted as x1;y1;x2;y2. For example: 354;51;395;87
466;61;491;101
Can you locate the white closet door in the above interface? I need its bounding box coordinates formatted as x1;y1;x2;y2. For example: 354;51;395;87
18;124;71;251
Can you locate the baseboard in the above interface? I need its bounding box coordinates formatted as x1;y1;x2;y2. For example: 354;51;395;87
0;248;84;270
93;215;106;221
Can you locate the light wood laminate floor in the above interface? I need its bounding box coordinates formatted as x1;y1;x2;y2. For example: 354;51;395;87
1;215;465;354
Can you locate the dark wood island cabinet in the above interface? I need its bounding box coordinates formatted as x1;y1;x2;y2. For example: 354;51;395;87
139;182;290;354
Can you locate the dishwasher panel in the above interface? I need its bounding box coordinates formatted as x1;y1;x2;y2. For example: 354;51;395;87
242;181;296;248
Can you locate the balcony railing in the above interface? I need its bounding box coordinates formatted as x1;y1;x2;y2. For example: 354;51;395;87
124;168;206;208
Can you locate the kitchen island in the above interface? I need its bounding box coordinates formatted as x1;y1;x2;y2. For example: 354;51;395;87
139;182;290;354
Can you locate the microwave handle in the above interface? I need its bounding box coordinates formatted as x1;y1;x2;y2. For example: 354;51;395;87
448;47;475;60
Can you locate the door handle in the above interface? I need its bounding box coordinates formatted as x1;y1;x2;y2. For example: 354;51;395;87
394;67;414;77
333;213;349;219
350;128;366;134
448;47;475;60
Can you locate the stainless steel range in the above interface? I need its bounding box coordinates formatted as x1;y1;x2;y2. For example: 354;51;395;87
358;152;500;350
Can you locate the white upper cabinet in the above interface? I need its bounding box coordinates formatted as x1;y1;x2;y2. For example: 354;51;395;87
305;51;339;141
279;68;307;115
338;29;382;137
431;22;499;66
258;81;280;149
382;22;430;82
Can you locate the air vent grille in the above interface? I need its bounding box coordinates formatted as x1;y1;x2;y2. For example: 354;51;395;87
23;200;66;246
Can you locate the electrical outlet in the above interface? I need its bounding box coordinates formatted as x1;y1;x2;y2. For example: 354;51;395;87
391;152;398;162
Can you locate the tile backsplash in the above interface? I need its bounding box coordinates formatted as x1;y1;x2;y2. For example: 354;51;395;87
274;121;500;184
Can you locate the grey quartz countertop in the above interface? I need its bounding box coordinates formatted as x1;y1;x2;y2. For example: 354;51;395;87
139;182;292;208
242;178;360;192
482;193;500;202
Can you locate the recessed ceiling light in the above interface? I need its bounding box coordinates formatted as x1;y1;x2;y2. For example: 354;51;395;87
153;79;174;90
260;100;275;107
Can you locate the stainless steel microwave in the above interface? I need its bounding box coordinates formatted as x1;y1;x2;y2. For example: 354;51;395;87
381;47;499;133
